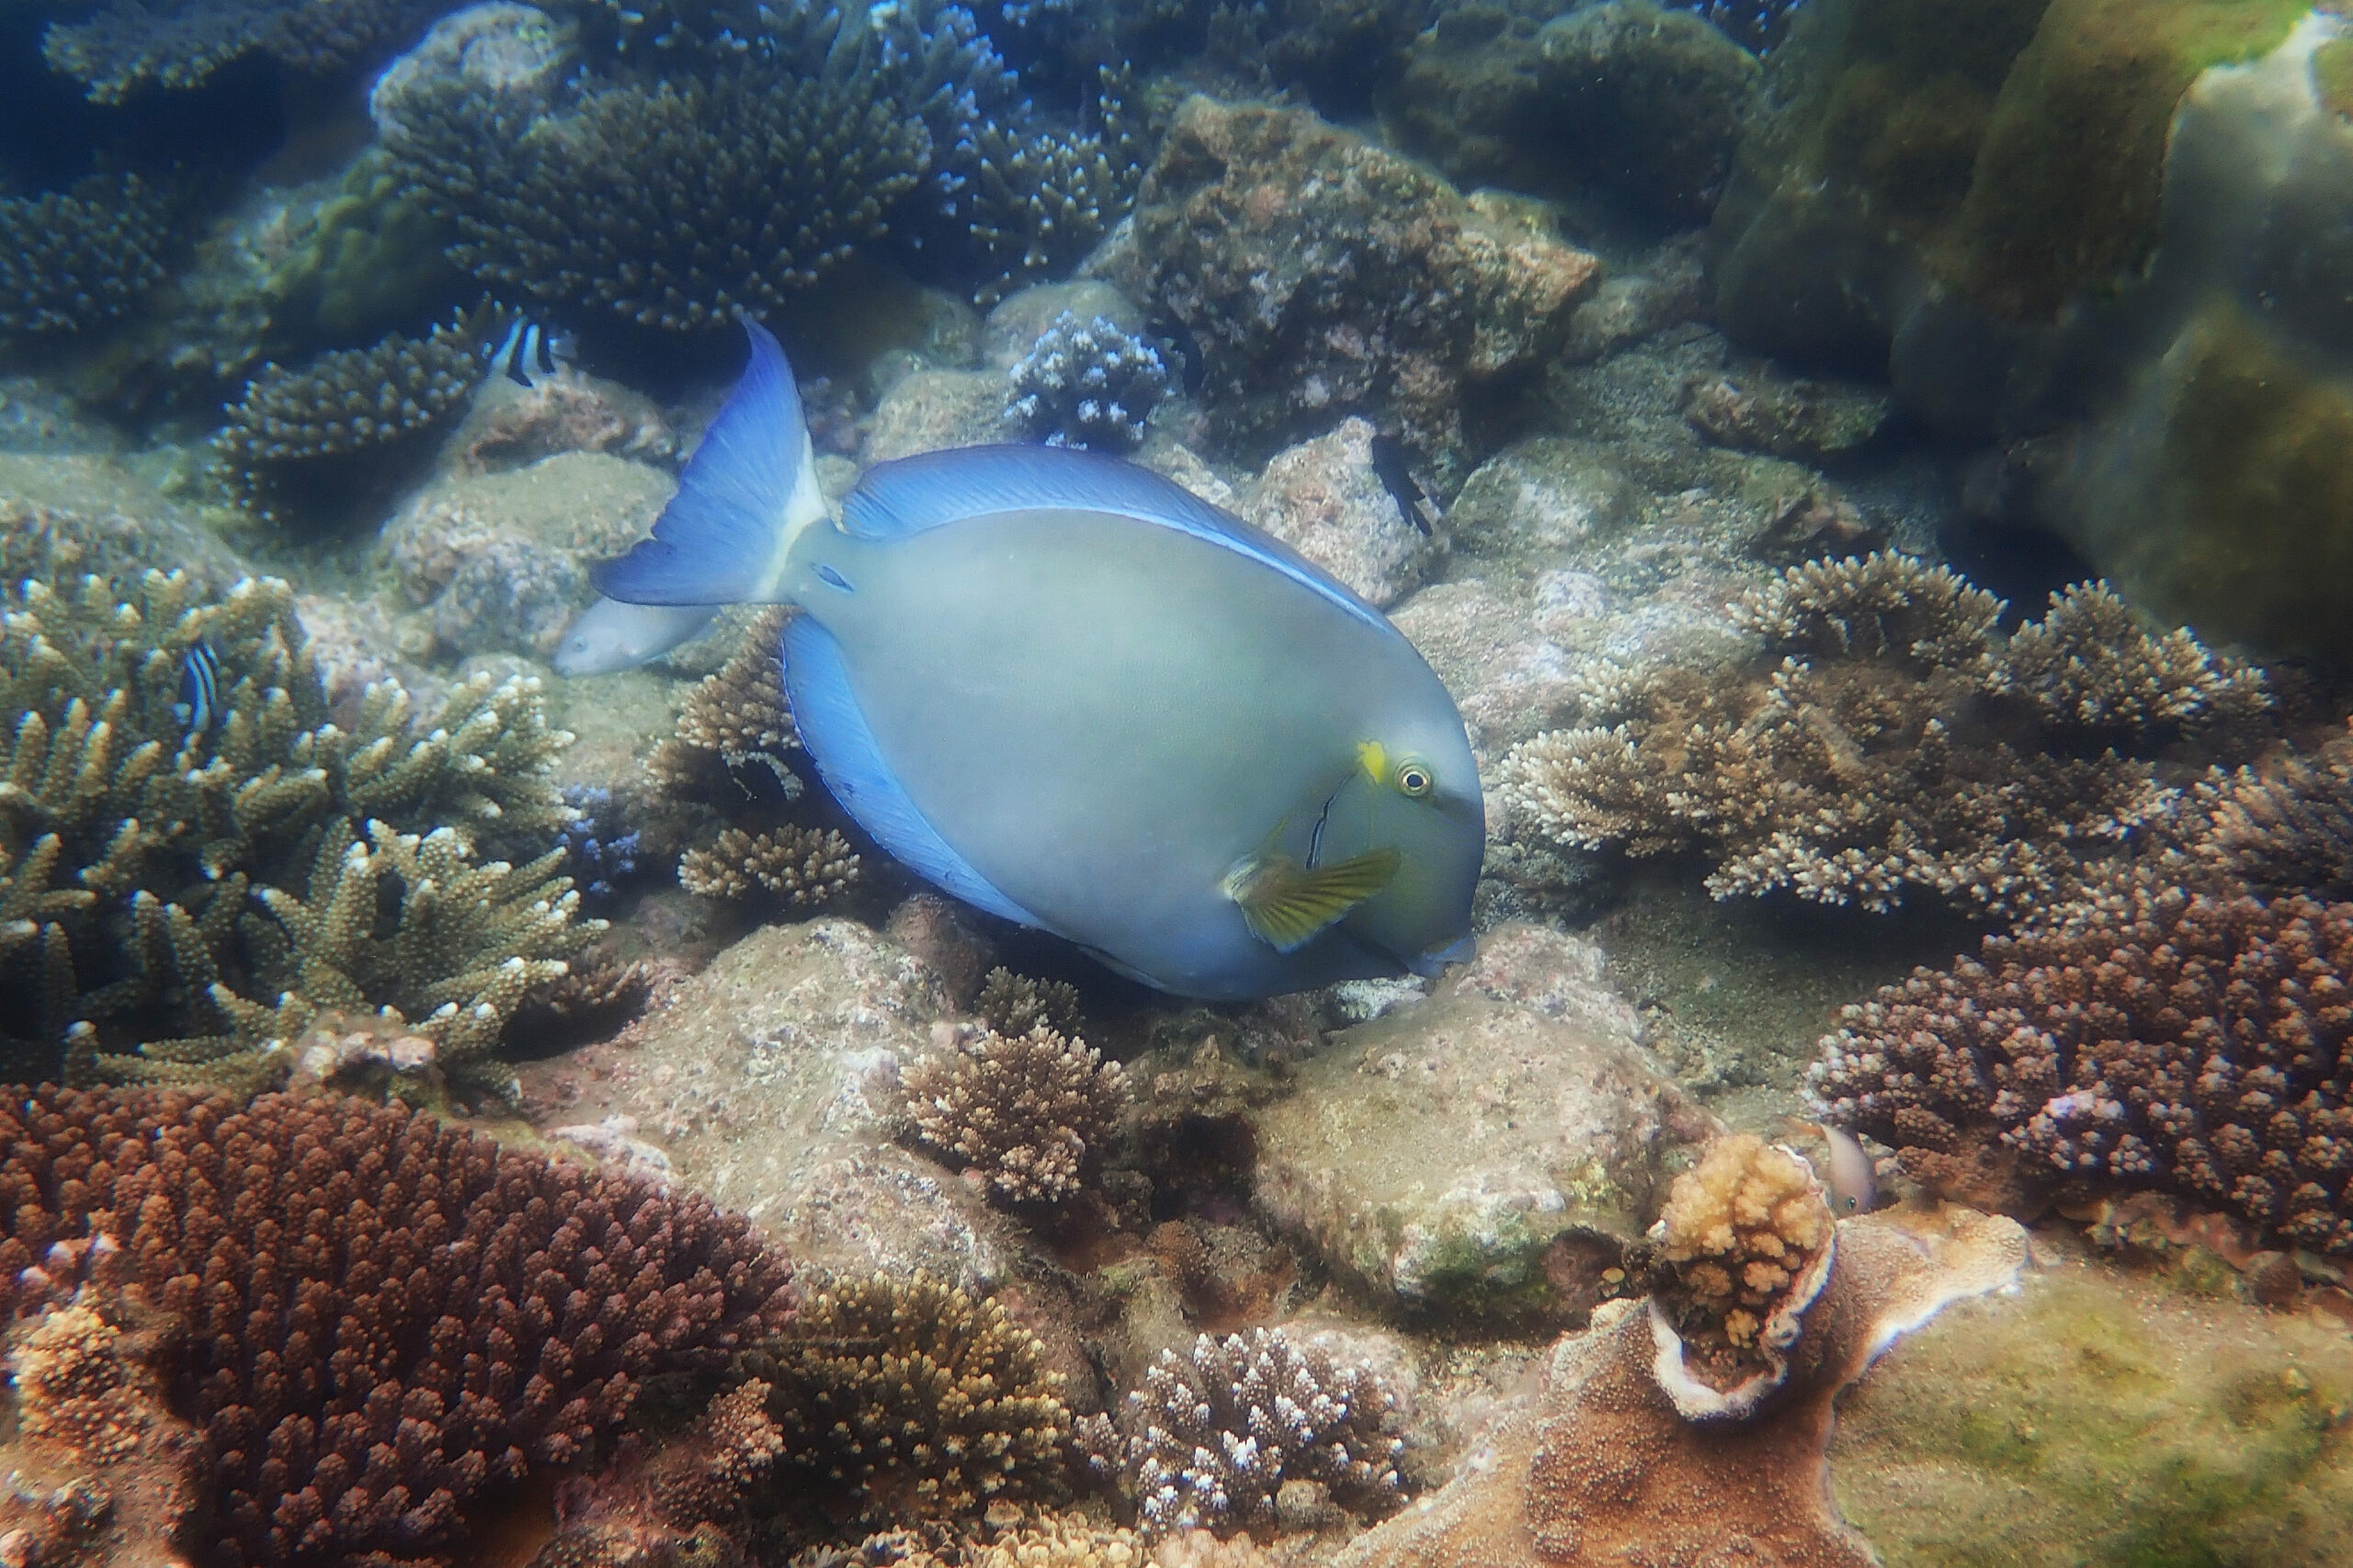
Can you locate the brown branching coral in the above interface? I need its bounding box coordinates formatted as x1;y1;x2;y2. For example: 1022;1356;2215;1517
1501;553;2268;918
648;608;799;801
1810;887;2353;1256
1646;1134;1836;1417
0;1085;795;1567
747;1271;1072;1527
1113;1328;1405;1539
0;570;586;1083
974;967;1083;1040
43;0;449;102
210;316;485;524
0;174;173;339
901;1022;1128;1205
1326;1210;2025;1568
896;1516;1153;1567
2187;719;2353;902
678;825;860;906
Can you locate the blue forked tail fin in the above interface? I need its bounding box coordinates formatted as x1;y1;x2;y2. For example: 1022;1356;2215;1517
591;319;821;606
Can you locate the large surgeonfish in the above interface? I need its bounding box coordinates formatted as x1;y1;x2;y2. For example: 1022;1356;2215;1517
592;323;1483;999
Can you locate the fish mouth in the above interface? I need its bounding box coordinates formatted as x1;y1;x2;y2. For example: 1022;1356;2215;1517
1404;933;1476;977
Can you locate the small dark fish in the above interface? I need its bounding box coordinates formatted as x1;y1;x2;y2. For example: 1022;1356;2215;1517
1369;433;1434;536
488;317;574;389
174;638;220;737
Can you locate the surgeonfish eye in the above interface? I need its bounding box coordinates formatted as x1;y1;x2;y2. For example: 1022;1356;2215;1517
1392;756;1435;799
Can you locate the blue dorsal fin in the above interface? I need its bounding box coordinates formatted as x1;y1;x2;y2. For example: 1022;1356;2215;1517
780;615;1042;927
592;320;810;606
842;444;1389;632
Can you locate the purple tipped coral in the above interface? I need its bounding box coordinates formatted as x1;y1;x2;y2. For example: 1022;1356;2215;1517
1113;1327;1405;1538
1809;887;2353;1256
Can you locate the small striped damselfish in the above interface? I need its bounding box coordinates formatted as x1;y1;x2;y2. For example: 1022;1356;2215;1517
174;638;220;736
487;317;574;389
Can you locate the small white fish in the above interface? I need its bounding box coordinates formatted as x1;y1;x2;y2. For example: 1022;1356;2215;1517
551;596;718;676
1788;1116;1880;1215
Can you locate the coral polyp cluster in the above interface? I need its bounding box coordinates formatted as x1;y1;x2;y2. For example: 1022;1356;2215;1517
1653;1132;1835;1367
900;1019;1129;1204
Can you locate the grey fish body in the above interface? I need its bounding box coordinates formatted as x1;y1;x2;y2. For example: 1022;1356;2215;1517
784;505;1474;995
552;596;718;676
593;322;1483;998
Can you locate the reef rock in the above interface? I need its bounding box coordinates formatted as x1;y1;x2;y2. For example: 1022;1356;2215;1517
1328;1205;2028;1568
1389;0;1761;220
381;449;674;659
0;453;245;594
1109;95;1600;483
1250;923;1716;1324
1713;0;2353;658
1242;418;1435;608
516;918;1027;1291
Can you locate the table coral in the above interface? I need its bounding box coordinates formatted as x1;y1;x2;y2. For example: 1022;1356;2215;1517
42;0;449;102
746;1271;1072;1528
0;569;587;1084
1499;552;2266;919
1326;1208;2025;1568
1110;1327;1405;1539
0;175;172;341
0;1085;795;1567
1810;885;2353;1256
899;1020;1128;1204
1108;95;1600;483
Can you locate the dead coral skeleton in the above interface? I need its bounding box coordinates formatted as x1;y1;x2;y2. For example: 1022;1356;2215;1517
900;1020;1130;1205
1501;553;2268;918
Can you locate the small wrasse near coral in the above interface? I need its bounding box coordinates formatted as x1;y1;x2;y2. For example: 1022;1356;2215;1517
593;323;1483;997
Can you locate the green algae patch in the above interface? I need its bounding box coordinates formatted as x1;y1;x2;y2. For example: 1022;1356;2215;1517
1830;1262;2353;1567
1957;0;2315;319
2315;34;2353;118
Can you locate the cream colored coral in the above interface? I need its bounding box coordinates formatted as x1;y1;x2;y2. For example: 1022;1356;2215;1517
1657;1134;1833;1349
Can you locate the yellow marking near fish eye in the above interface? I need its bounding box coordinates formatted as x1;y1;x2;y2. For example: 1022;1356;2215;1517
1358;739;1389;785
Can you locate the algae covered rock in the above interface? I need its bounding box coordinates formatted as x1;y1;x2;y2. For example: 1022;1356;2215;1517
1109;95;1601;483
1389;0;1762;220
381;450;675;660
1249;923;1716;1323
1712;0;2353;659
1831;1260;2353;1567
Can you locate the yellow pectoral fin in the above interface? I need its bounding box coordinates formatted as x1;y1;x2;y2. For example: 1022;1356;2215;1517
1226;846;1402;952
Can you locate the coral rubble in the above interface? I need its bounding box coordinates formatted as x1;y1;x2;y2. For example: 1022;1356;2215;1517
1811;885;2353;1256
750;1271;1072;1526
1500;552;2267;918
0;176;173;342
210;316;486;524
1111;1327;1405;1539
1109;95;1599;482
1328;1206;2025;1568
0;1085;794;1565
0;570;587;1084
900;1020;1129;1204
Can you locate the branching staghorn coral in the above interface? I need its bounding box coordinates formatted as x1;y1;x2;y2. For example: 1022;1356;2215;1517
1004;310;1169;452
0;569;586;1083
42;0;450;102
900;1020;1128;1204
1809;886;2353;1256
745;1271;1072;1527
1113;1327;1405;1539
0;174;173;340
647;607;798;801
974;965;1082;1039
1501;554;2268;918
210;314;486;524
0;1085;795;1566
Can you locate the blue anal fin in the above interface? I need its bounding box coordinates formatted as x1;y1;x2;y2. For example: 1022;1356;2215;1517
780;616;1041;928
592;319;806;606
